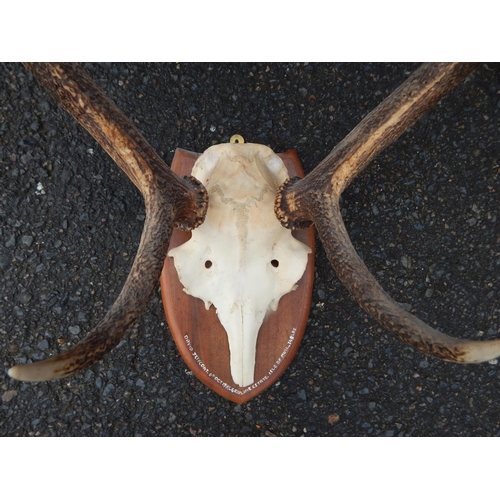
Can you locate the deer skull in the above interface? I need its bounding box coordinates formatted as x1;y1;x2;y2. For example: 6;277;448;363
10;63;500;390
168;142;311;387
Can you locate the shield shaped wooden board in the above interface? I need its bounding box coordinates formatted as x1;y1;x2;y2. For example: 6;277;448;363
160;147;315;403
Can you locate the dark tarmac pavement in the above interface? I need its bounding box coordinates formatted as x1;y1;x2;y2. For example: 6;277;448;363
1;62;499;436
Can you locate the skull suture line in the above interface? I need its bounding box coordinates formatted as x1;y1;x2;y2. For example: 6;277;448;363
168;143;311;387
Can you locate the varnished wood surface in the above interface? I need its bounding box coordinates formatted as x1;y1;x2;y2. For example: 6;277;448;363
160;148;315;403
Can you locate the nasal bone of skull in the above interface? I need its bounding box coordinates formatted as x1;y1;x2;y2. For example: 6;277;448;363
217;299;265;387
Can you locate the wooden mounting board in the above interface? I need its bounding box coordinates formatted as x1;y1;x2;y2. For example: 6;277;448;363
160;148;315;403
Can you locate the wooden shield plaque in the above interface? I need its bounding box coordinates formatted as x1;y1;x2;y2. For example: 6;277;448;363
160;147;315;403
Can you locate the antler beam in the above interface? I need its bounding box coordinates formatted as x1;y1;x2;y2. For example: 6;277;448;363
8;63;208;381
277;62;500;364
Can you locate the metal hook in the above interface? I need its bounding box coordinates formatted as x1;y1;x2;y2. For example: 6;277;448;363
230;134;245;144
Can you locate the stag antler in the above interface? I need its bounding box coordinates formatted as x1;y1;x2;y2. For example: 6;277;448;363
8;63;208;381
9;62;499;384
276;62;500;363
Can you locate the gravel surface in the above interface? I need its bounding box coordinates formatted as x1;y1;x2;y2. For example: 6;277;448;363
1;62;499;436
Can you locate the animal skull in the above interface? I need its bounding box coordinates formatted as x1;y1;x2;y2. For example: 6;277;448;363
168;142;311;387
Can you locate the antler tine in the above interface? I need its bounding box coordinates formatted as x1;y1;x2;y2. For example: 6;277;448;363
277;62;500;364
315;196;500;364
276;63;480;227
22;63;206;224
8;63;208;382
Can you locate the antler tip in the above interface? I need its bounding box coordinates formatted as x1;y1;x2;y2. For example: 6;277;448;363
8;365;26;381
7;361;59;382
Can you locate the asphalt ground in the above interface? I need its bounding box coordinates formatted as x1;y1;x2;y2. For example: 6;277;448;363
1;62;499;437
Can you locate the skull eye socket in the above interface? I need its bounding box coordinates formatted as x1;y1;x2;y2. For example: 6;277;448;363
205;260;213;269
271;259;279;268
